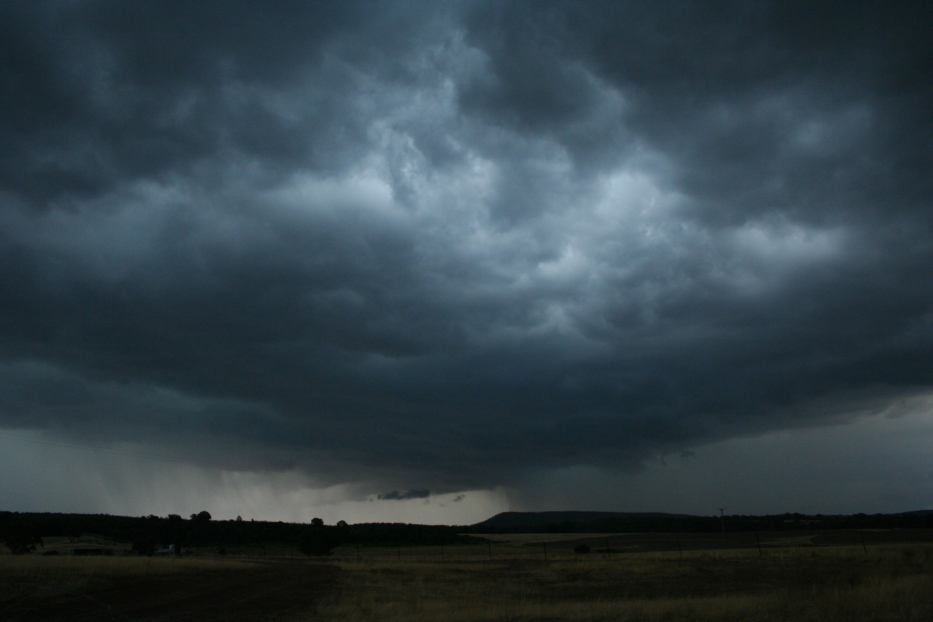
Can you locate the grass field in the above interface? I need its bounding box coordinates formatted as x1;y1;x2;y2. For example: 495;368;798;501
314;541;933;622
2;532;932;621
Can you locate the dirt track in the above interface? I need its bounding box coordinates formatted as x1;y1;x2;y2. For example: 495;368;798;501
0;559;338;622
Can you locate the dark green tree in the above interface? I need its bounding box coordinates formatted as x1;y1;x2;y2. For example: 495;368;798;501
299;519;340;556
1;523;43;554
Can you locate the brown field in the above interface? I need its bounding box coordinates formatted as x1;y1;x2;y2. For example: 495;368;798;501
2;531;933;621
0;555;336;621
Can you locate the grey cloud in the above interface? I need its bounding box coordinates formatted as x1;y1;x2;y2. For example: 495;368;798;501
0;1;930;500
461;1;932;223
0;0;449;203
378;489;432;501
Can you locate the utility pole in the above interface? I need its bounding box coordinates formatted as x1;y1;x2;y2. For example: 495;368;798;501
719;508;726;535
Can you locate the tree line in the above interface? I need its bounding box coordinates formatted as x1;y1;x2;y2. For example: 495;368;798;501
0;511;479;557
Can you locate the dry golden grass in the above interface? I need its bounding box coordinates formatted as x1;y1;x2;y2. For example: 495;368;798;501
474;533;625;544
307;544;933;622
312;577;933;622
3;537;932;621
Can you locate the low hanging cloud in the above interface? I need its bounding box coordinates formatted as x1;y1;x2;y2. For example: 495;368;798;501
0;1;930;505
378;489;432;501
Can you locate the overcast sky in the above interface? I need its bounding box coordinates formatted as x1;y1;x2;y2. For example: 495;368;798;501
1;0;931;524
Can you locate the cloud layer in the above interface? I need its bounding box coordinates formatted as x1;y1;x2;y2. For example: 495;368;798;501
1;1;930;502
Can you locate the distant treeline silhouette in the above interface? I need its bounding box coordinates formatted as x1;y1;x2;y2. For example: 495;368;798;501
0;511;480;556
3;510;932;556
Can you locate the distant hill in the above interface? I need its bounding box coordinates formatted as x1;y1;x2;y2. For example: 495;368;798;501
469;510;933;533
471;511;710;533
476;511;695;529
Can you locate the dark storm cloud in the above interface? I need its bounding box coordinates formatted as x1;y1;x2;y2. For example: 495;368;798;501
0;0;447;202
1;1;930;493
378;489;431;501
